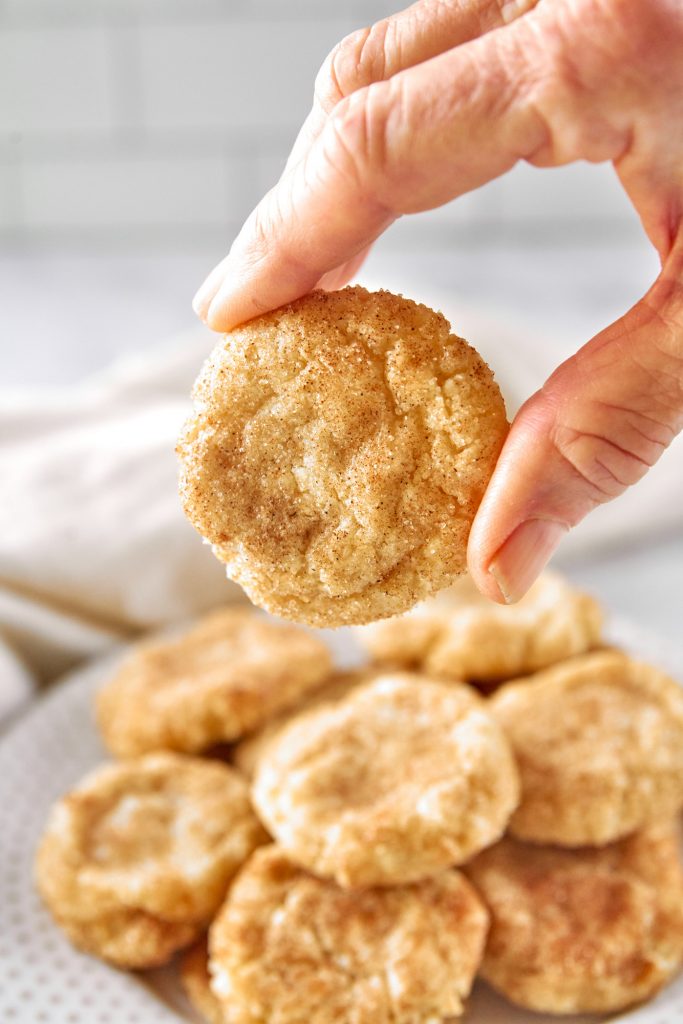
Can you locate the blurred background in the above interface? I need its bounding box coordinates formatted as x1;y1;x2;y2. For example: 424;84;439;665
0;0;658;382
0;0;681;699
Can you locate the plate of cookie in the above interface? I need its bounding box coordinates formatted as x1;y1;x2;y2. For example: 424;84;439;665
1;572;683;1024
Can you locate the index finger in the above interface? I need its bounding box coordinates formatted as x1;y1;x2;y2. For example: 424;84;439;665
202;23;547;330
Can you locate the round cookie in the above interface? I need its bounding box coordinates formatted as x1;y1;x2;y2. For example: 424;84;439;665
356;571;603;685
178;287;508;627
181;939;225;1024
490;650;683;845
96;607;332;757
465;822;683;1014
35;753;267;968
252;674;519;886
209;846;489;1024
232;669;373;780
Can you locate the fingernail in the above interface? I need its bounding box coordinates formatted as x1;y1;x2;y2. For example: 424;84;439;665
488;519;568;604
206;290;230;331
192;280;216;320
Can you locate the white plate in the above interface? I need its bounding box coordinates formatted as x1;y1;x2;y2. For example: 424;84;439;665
1;618;682;1024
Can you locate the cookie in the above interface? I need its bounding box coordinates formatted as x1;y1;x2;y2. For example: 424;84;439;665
465;822;683;1014
491;650;683;845
35;753;266;968
356;571;603;685
232;669;373;779
54;908;199;973
96;607;332;757
209;846;489;1024
252;674;519;886
178;287;508;627
181;938;225;1024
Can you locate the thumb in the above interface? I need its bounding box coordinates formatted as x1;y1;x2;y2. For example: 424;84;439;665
468;239;683;603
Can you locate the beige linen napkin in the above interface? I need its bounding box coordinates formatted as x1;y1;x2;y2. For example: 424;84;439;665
0;329;241;711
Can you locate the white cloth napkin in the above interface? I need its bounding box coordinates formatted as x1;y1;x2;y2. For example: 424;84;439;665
0;329;243;714
1;298;681;726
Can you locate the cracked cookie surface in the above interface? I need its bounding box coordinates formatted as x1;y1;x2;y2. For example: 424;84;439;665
35;753;266;968
491;650;683;845
209;846;489;1024
96;607;332;756
465;821;683;1014
232;668;374;780
252;674;519;886
178;287;507;626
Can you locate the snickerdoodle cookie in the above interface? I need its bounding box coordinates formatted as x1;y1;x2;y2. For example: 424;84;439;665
465;821;683;1014
209;846;489;1024
35;754;266;968
96;607;332;757
181;939;225;1024
232;669;373;779
252;674;519;886
178;287;508;627
491;650;683;845
356;571;602;685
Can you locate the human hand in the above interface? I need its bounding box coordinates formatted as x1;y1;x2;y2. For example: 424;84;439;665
193;0;683;604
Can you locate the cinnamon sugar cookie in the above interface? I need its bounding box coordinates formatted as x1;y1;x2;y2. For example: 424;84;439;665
35;754;266;968
209;846;489;1024
466;821;683;1014
356;571;602;685
232;669;373;779
253;674;519;886
178;287;508;627
491;650;683;845
96;607;332;757
181;939;225;1024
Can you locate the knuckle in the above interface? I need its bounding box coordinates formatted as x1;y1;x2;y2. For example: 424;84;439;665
314;21;390;115
237;203;275;269
550;420;653;504
249;198;311;282
519;0;639;163
241;191;296;267
325;85;394;196
631;329;683;424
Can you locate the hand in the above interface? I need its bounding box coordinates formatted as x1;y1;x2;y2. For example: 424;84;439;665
193;0;683;604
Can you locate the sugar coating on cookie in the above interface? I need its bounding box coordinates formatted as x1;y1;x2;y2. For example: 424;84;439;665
96;607;332;757
252;674;519;886
35;753;266;968
181;938;226;1024
356;570;603;684
55;908;199;973
178;287;508;627
465;822;683;1014
491;650;683;845
209;846;489;1024
232;668;374;780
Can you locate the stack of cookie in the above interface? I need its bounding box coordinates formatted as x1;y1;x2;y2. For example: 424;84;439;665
35;574;683;1022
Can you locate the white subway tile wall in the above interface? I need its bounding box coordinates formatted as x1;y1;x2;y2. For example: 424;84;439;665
22;154;243;230
0;0;638;244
